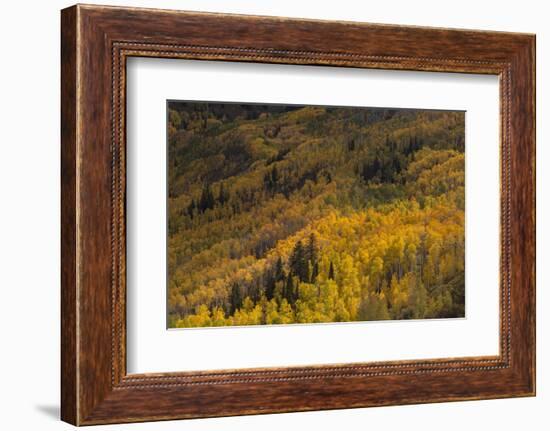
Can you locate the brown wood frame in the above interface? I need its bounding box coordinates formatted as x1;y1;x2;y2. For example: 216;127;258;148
61;4;536;426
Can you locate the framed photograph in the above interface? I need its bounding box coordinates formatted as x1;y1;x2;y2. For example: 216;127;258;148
61;4;535;425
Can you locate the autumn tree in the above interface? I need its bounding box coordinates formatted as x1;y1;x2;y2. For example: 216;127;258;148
168;102;465;328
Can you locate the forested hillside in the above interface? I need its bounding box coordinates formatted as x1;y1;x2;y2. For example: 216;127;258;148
167;102;465;328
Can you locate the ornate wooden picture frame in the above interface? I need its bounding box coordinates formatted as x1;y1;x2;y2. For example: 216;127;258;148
61;4;535;425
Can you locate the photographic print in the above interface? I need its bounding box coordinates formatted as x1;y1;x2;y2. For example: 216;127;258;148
167;101;465;328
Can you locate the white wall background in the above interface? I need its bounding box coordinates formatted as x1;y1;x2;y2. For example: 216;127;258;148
0;0;546;429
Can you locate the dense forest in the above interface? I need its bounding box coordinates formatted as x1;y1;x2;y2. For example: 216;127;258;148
167;102;465;328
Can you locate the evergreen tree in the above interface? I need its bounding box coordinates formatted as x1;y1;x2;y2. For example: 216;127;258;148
249;279;261;303
392;155;402;174
230;282;242;315
311;261;319;283
284;273;295;304
372;158;381;180
199;183;215;212
328;261;335;280
271;165;279;187
265;269;276;300
361;158;383;182
347;137;356;151
290;240;308;282
202;102;209;131
293;279;299;304
263;171;272;191
264;165;280;193
306;233;318;266
218;183;229;205
306;262;313;285
274;257;285;281
187;199;196;218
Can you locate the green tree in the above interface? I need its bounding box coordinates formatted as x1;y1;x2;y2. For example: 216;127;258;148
328;261;335;280
274;257;285;281
230;282;242;315
199;183;215;212
284;273;297;305
218;182;229;205
265;270;276;300
311;261;319;284
307;233;318;263
290;240;308;282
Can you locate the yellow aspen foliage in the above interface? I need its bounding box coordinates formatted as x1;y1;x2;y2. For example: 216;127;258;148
167;103;465;327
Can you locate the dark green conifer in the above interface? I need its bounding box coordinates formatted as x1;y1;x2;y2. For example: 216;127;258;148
328;261;335;280
230;282;242;315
